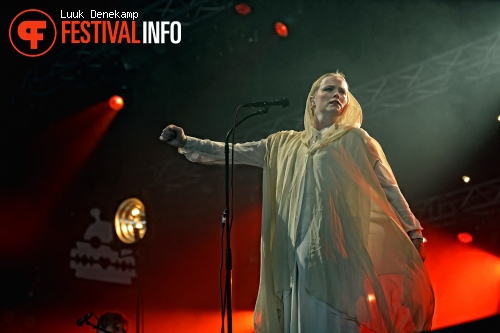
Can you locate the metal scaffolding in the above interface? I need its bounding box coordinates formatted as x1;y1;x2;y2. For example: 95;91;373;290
353;32;500;119
411;177;500;226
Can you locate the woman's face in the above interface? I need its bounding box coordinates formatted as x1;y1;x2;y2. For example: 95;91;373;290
310;75;349;121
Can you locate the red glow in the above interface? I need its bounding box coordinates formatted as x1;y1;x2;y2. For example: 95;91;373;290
35;101;120;195
235;3;251;16
424;227;500;329
0;101;119;257
457;232;473;244
275;22;288;38
109;95;124;111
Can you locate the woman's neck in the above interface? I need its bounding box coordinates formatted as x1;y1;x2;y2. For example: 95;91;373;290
314;114;338;131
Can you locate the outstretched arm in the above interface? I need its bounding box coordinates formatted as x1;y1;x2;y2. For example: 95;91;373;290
159;124;266;168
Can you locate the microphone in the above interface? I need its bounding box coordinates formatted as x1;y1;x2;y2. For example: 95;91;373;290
242;98;289;108
76;312;93;327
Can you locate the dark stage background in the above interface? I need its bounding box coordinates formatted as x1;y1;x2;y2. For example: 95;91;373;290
2;0;500;332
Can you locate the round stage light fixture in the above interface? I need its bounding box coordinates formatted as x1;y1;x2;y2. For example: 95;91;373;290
109;95;124;111
114;198;147;244
235;3;251;15
275;22;288;38
462;175;470;183
457;232;473;244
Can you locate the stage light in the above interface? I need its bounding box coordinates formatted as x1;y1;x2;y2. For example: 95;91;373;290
497;115;500;121
367;294;376;302
462;175;470;183
423;237;427;243
275;22;288;38
235;3;251;15
114;197;147;244
109;95;124;111
457;232;473;244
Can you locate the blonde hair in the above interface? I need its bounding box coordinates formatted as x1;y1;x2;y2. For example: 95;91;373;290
309;70;348;98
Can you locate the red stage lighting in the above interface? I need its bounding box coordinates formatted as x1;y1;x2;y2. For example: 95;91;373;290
109;95;124;111
457;232;473;244
275;22;288;38
235;3;251;15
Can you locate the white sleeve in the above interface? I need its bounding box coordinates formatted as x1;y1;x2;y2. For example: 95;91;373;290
374;160;424;239
178;136;266;168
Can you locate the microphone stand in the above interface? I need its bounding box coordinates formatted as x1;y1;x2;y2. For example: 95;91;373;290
222;108;268;333
133;228;143;333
